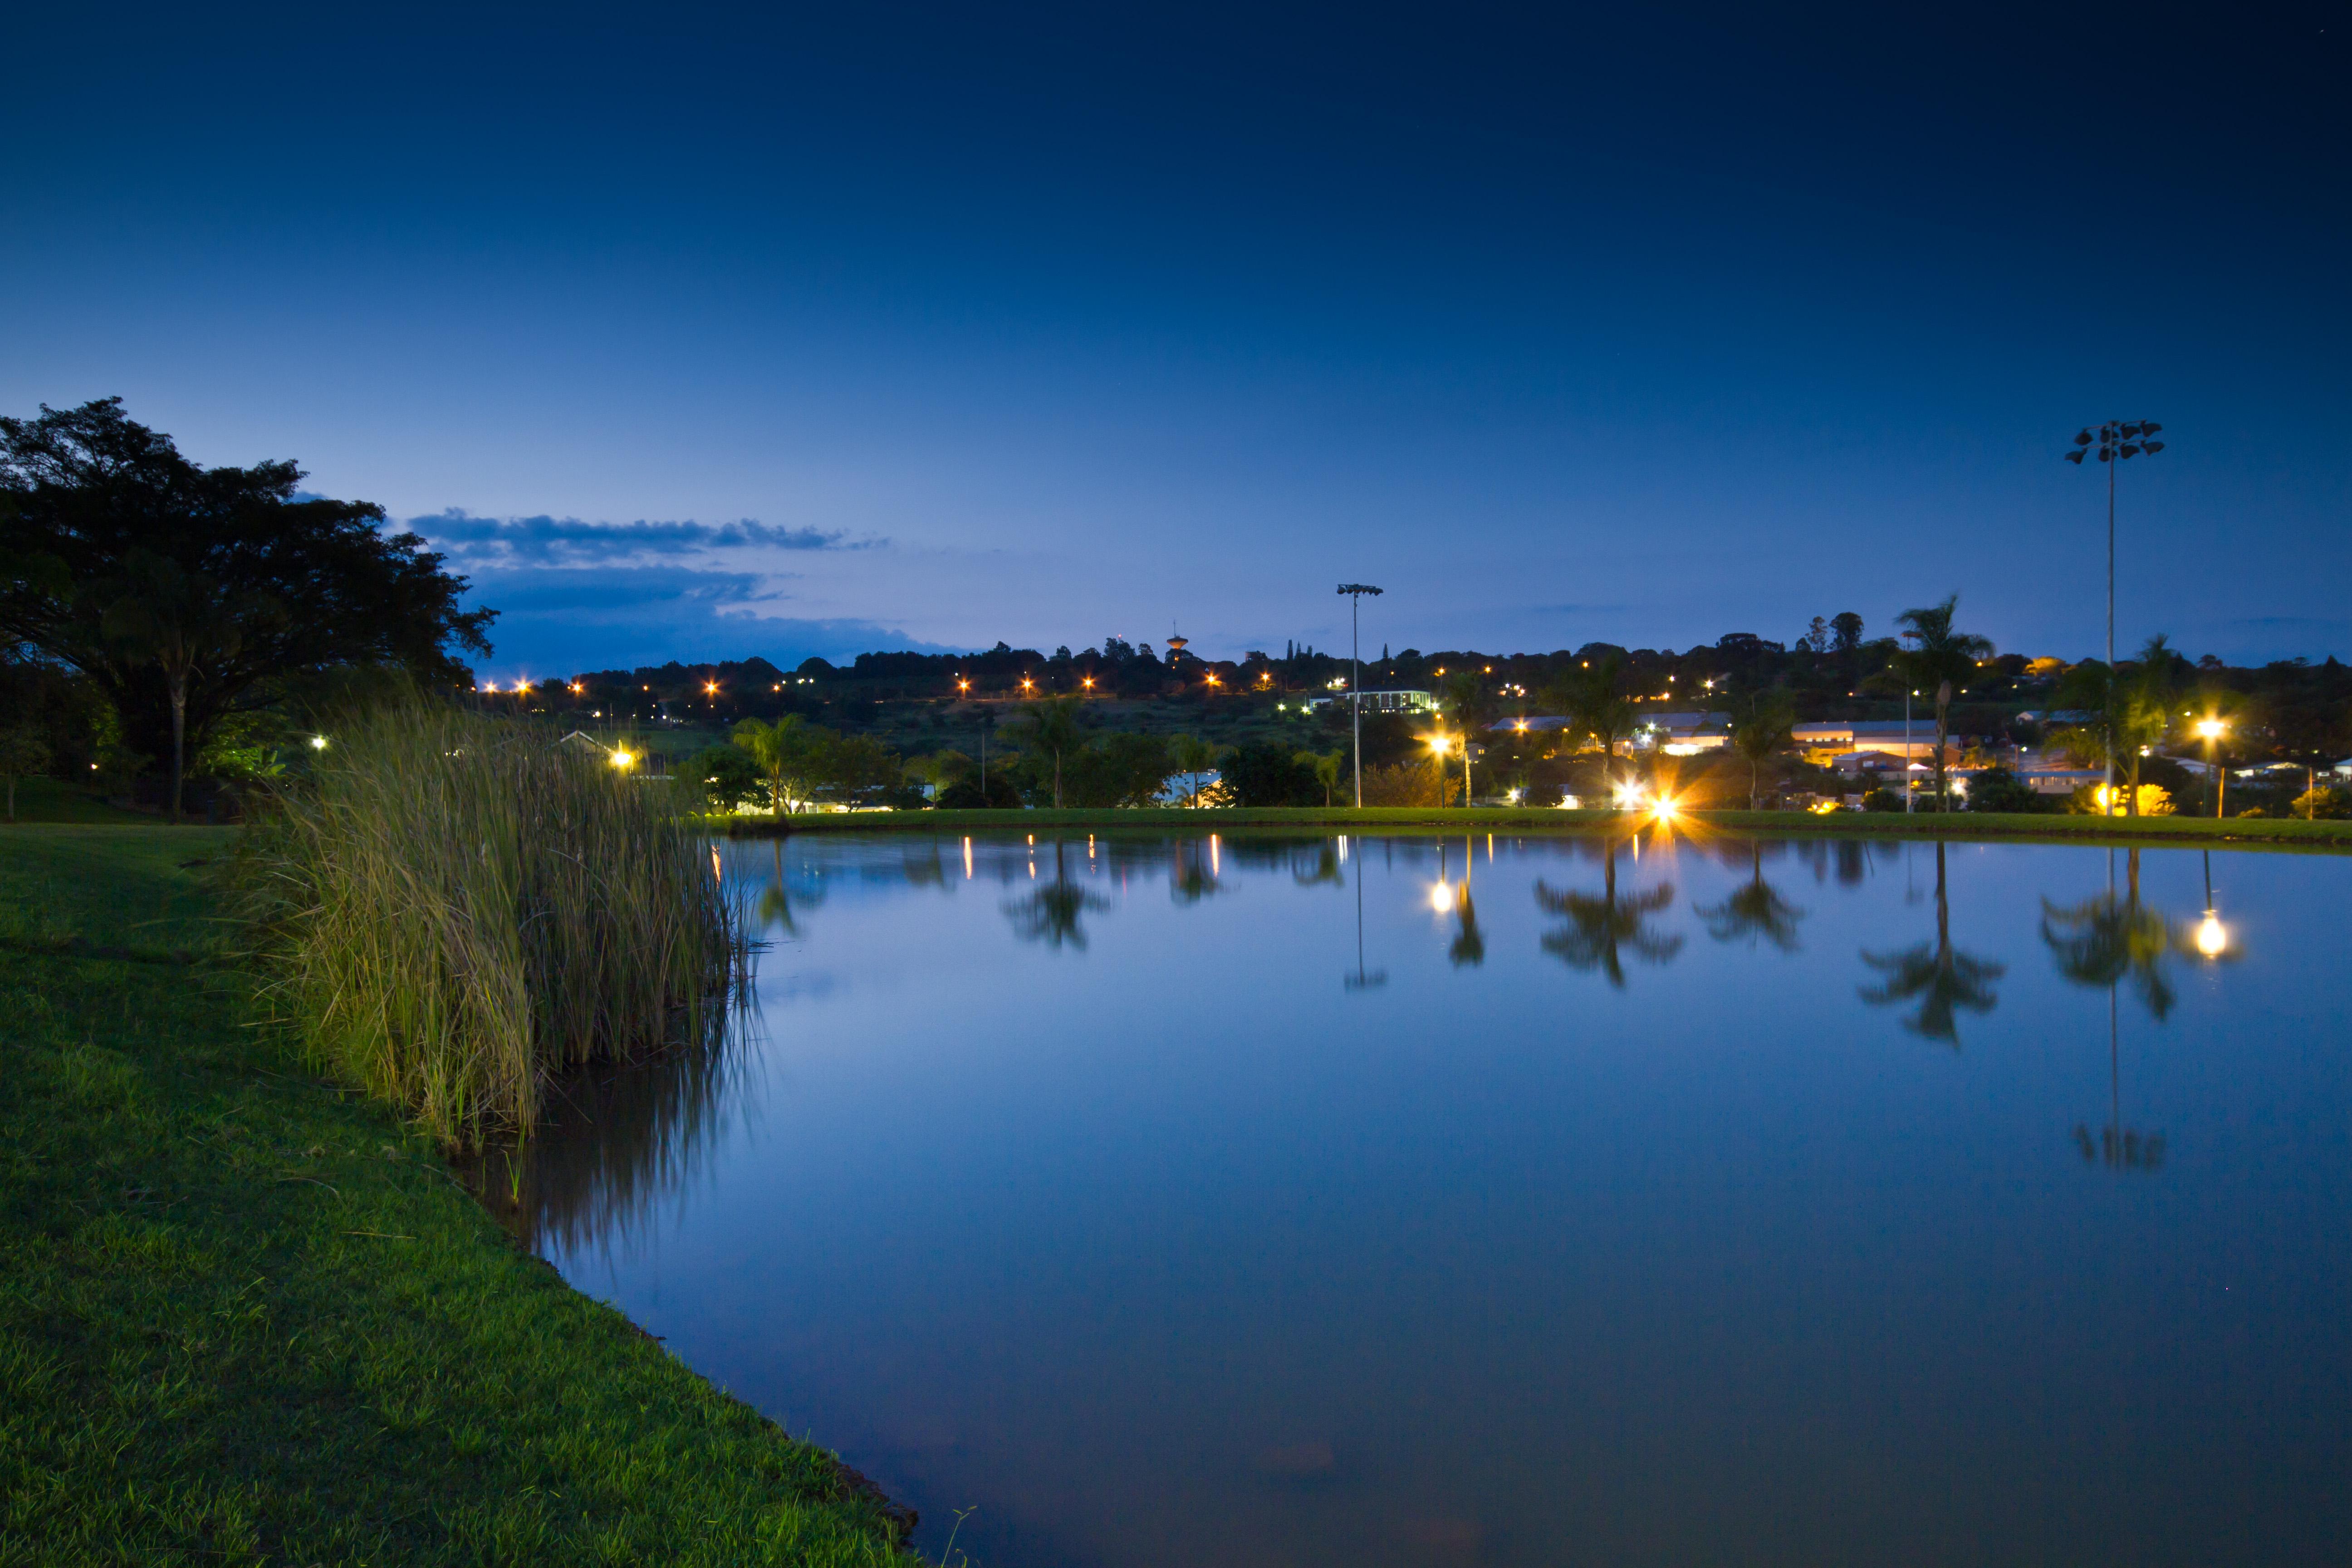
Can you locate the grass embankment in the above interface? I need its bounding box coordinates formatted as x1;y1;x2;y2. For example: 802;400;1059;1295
0;826;911;1566
736;804;2352;850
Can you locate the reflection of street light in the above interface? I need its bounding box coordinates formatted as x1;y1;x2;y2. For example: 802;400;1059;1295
1429;879;1455;913
2194;911;2228;959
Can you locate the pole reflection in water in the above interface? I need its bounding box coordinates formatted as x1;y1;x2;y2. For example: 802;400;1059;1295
497;832;2337;1568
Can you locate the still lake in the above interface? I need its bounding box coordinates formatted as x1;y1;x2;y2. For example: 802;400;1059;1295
511;830;2349;1567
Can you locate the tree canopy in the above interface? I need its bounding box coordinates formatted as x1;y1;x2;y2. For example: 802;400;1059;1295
0;398;494;772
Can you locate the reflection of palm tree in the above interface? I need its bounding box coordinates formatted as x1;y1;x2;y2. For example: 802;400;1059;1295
1293;842;1345;887
1449;837;1485;967
1534;838;1682;987
1169;838;1222;904
1695;842;1806;951
759;840;824;936
2039;849;2177;1020
1858;842;2003;1044
1004;839;1107;950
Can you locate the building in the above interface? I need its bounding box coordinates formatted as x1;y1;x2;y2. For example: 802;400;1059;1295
1793;720;1953;764
1304;689;1436;714
1633;711;1731;755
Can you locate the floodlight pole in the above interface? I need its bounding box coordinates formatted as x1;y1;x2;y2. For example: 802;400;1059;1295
2066;420;2166;815
1337;584;1384;808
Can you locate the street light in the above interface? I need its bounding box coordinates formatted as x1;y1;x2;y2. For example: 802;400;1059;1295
2196;717;2227;818
2065;419;2168;806
1337;583;1384;808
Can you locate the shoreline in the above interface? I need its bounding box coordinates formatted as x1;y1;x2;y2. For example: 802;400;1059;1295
727;805;2352;852
0;826;916;1565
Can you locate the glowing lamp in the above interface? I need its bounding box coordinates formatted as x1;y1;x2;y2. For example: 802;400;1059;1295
2195;911;2228;959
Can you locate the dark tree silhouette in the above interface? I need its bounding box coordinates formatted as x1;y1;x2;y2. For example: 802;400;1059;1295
1858;842;2004;1044
1534;838;1682;987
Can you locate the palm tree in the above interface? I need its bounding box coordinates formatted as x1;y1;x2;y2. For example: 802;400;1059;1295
1543;656;1637;795
1168;734;1223;806
1016;695;1085;808
1858;842;2004;1044
1893;595;1994;811
2109;634;2182;817
1729;692;1795;811
1695;842;1805;951
1296;748;1343;807
98;550;279;823
733;715;828;816
1533;838;1683;987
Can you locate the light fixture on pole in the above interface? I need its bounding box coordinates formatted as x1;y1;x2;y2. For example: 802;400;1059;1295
2195;717;2227;818
1337;583;1384;808
2065;419;2167;811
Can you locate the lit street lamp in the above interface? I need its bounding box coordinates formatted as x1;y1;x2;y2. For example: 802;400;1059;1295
2195;717;2227;818
2065;419;2168;806
1337;583;1384;808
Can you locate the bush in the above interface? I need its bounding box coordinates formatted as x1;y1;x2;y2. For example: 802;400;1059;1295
2290;784;2352;819
235;701;744;1145
1861;787;1904;813
1965;765;2045;813
1220;741;1321;806
937;773;1023;809
1359;760;1459;807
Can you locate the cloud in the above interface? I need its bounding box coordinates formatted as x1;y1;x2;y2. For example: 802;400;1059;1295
460;566;952;675
404;509;879;565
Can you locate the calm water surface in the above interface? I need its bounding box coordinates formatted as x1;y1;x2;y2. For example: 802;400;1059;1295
514;831;2351;1567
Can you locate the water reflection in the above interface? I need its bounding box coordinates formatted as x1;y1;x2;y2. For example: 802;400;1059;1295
503;831;2345;1568
1857;842;2004;1045
759;838;825;936
1004;838;1109;951
1533;836;1683;986
1695;841;1807;952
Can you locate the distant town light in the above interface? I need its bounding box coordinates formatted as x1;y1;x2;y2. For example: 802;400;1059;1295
309;735;328;750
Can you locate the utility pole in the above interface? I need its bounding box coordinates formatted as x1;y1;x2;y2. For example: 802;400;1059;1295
1337;584;1384;808
2067;421;2167;814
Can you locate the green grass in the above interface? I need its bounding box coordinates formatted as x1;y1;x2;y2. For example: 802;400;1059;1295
0;777;154;826
0;826;910;1566
737;804;2352;849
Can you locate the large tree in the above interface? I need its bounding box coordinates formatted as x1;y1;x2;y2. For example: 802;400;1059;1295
0;399;494;788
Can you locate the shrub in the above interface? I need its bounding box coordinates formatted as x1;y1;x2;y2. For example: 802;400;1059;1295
1965;765;2045;813
235;701;744;1145
1861;787;1904;813
1359;760;1459;807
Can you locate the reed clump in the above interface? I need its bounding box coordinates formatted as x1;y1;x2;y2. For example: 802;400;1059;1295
237;701;744;1145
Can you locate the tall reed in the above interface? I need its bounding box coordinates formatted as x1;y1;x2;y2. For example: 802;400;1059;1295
236;701;744;1145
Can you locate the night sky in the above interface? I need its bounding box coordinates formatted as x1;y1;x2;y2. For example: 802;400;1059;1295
6;4;2345;676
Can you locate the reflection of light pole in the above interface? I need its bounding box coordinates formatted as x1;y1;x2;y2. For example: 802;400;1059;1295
1343;835;1387;991
1338;584;1384;808
2065;420;2168;809
1904;686;1914;814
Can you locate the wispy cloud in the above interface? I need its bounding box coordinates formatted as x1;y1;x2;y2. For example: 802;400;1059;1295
405;509;881;565
459;565;951;675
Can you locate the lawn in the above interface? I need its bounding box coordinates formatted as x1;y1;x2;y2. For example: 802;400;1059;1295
0;826;911;1566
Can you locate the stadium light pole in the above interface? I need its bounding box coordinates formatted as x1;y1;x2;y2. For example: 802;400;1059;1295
2065;420;2167;810
1338;584;1384;808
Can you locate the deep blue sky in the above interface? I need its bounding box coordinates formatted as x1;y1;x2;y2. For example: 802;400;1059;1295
5;3;2346;676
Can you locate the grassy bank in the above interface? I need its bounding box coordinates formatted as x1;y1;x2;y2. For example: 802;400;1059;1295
0;826;910;1566
731;804;2352;850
